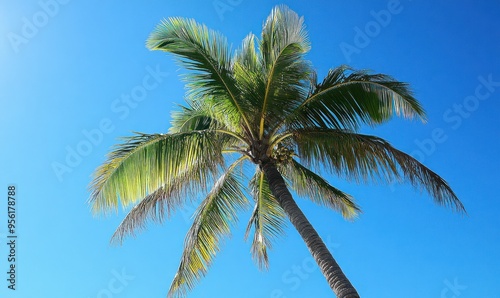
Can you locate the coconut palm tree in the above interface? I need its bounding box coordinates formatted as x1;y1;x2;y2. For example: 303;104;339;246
89;5;464;298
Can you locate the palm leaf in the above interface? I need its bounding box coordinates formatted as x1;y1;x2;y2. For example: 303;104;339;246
283;66;426;132
234;33;260;72
293;128;465;212
168;158;249;297
88;131;224;214
110;185;173;245
169;104;213;133
245;169;287;269
258;5;312;137
278;159;360;219
147;17;253;137
233;33;266;121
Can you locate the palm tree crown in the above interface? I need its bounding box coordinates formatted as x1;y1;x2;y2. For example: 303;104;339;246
89;5;464;298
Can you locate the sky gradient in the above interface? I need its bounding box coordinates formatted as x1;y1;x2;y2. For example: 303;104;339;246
1;1;499;297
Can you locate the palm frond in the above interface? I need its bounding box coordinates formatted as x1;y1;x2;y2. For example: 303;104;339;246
233;33;266;121
284;66;426;131
235;33;260;71
147;17;253;137
169;104;213;133
293;128;465;212
245;169;287;269
258;5;312;136
168;158;249;297
110;185;173;245
88;131;224;214
278;159;360;219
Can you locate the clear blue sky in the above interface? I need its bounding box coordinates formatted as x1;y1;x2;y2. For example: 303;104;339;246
1;1;499;297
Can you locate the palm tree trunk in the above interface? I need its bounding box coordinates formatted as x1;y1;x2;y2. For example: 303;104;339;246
261;160;360;298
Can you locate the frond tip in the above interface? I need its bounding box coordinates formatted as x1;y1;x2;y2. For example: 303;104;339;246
278;159;361;219
88;131;223;216
168;159;249;297
245;170;287;270
283;66;427;132
293;129;465;213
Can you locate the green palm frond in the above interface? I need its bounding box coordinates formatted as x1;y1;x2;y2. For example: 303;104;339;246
147;17;253;137
170;104;247;150
245;169;287;269
294;128;398;181
235;33;260;72
110;185;172;245
168;158;249;297
109;161;223;245
89;131;224;214
278;159;360;219
258;5;312;137
293;128;465;212
284;65;426;131
233;33;266;119
169;104;213;133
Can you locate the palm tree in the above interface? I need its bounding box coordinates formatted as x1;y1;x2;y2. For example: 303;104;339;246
89;5;464;298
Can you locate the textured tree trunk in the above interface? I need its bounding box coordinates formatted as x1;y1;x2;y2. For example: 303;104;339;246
261;161;360;298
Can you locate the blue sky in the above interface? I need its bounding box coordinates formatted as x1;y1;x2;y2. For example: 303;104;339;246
1;1;499;297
